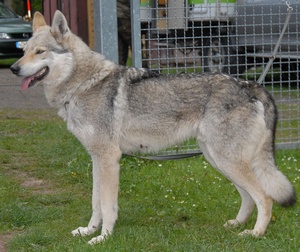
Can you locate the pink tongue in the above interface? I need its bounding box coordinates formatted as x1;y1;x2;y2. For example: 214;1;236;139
21;77;32;91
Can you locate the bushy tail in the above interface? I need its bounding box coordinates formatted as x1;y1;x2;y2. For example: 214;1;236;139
252;124;296;206
251;84;296;207
260;167;296;207
253;135;296;207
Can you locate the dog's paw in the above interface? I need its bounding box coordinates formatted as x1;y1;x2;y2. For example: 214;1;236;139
71;227;92;237
224;219;240;228
238;229;259;237
88;235;106;245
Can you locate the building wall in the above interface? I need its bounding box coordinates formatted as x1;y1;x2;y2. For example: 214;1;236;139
43;0;89;45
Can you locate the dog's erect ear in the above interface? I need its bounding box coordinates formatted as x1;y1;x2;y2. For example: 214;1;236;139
51;10;70;41
33;12;47;32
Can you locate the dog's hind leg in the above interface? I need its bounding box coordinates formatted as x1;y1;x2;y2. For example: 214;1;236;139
200;142;273;236
224;184;255;228
222;163;273;236
237;185;273;237
220;162;273;236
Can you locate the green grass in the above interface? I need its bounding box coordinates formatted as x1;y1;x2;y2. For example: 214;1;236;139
0;59;18;68
0;109;299;251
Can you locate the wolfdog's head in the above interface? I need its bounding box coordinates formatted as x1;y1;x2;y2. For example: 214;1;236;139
10;11;76;90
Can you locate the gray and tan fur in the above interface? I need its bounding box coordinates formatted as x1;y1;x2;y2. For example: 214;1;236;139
10;11;296;245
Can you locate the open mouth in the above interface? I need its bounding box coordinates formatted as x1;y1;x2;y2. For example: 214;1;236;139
21;66;49;91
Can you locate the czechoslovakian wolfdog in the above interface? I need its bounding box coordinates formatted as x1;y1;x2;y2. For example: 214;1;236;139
11;11;296;245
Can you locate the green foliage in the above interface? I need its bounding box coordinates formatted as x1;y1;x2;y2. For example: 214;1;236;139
0;109;299;251
12;0;42;16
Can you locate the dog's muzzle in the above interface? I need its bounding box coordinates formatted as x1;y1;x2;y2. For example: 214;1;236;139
10;64;20;75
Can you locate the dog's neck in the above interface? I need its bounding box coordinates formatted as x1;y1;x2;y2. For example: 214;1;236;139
49;59;116;121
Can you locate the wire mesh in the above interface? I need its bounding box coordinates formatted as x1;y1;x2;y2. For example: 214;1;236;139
135;0;299;155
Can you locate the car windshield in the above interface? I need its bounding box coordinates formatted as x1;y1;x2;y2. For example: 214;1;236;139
0;4;18;19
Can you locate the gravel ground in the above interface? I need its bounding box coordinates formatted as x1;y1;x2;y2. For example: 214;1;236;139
0;67;50;109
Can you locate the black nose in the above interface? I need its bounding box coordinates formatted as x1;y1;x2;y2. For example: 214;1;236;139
10;65;20;75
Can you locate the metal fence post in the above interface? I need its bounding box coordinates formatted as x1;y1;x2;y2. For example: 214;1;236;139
93;0;119;64
130;0;142;68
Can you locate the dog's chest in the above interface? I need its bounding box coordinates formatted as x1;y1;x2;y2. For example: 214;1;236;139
60;101;96;144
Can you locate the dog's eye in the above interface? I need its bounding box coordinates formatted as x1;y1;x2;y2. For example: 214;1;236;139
36;49;45;55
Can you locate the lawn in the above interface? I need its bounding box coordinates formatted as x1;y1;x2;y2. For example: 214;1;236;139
0;109;299;251
0;59;18;67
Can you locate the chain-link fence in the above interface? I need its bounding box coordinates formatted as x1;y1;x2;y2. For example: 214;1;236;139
93;0;299;155
128;0;299;153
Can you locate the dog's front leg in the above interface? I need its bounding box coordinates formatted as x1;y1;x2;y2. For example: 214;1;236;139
72;147;121;245
88;151;121;245
71;154;103;237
